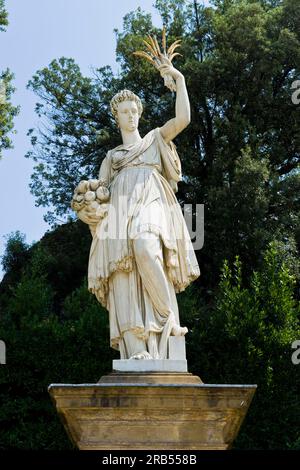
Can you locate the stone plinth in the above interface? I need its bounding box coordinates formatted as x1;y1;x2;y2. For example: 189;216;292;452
48;372;256;450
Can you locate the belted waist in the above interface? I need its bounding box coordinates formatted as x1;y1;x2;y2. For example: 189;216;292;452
115;164;161;173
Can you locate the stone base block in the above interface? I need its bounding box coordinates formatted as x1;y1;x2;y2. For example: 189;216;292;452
168;336;186;360
48;372;256;450
113;359;187;372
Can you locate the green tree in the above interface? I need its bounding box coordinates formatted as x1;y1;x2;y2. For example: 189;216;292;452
26;0;300;296
0;0;8;30
0;0;19;158
26;58;120;225
0;232;30;317
188;241;300;449
1;231;29;274
0;221;92;318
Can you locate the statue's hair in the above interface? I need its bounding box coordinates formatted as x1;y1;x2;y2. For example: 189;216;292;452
110;89;143;120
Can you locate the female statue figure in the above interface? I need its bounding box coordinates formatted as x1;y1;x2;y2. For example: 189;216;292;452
72;60;200;360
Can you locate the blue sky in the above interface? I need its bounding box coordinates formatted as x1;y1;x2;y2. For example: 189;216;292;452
0;0;164;279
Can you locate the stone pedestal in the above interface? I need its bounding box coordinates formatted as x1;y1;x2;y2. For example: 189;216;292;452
48;369;256;450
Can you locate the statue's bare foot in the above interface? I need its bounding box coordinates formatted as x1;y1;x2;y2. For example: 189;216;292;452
129;351;153;360
171;325;188;336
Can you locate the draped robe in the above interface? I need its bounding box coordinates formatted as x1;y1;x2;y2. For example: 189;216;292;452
88;127;200;358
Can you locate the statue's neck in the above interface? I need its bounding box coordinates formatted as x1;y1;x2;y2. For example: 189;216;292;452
120;129;142;146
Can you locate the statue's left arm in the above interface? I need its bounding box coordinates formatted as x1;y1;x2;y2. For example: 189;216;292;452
158;60;191;144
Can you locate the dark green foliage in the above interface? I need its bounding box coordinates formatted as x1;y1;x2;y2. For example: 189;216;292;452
1;231;30;280
0;277;114;449
0;223;115;449
186;241;300;449
0;232;31;324
1;221;92;317
1;225;299;448
30;220;92;312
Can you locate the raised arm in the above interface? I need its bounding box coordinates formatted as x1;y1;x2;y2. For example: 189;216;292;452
158;59;191;144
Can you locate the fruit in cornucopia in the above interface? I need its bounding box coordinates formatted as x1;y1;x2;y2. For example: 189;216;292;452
88;200;100;211
89;179;100;191
96;186;110;202
84;191;96;202
77;180;89;194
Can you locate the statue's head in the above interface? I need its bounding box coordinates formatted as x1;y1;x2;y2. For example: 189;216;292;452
110;89;143;132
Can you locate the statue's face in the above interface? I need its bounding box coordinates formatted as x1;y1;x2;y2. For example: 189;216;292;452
116;100;139;132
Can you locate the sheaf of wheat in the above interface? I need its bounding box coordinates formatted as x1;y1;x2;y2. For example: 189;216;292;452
133;26;182;92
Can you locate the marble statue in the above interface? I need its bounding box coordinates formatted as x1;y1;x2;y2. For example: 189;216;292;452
71;58;200;360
